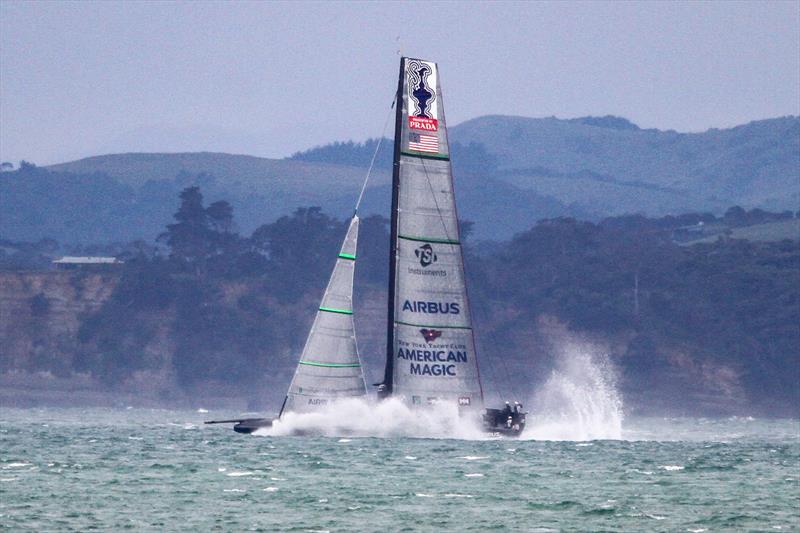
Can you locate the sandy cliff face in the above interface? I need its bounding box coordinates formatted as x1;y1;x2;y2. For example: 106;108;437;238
0;271;118;373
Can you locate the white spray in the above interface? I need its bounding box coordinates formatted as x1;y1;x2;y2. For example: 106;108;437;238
255;397;485;439
255;324;624;441
522;329;624;441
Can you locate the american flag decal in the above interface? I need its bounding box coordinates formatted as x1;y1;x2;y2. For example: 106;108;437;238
408;132;438;153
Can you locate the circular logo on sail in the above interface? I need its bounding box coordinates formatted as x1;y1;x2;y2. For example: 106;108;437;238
415;243;437;267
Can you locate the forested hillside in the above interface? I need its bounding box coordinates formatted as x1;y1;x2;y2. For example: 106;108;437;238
2;188;797;416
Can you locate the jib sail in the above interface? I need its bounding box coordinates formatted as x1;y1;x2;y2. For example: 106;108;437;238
282;216;367;415
379;57;484;411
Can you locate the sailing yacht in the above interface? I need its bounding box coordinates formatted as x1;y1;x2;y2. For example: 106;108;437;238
207;57;525;436
377;57;483;411
377;57;524;436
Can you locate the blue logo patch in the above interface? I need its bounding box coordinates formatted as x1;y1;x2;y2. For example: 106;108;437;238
408;60;435;119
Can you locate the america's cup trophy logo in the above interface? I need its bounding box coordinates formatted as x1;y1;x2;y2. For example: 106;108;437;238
407;60;438;132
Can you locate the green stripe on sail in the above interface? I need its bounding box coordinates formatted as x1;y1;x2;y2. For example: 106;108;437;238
338;253;356;260
401;150;450;161
299;361;361;368
394;320;472;330
398;234;460;245
319;306;353;315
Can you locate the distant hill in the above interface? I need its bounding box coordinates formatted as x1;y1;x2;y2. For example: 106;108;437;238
0;114;794;244
12;155;391;244
450;115;799;215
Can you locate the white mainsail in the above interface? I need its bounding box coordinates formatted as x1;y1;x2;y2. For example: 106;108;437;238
281;216;367;415
380;58;485;412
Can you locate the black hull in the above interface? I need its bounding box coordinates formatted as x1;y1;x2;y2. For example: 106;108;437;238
483;408;526;438
204;417;274;434
484;424;526;438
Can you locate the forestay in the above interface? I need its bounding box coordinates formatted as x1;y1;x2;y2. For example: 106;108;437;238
282;216;367;415
381;57;484;411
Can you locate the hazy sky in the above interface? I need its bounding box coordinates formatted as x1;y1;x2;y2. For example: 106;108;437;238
1;1;798;165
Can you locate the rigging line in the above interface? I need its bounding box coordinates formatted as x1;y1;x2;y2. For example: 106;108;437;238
419;150;503;404
496;344;521;402
419;158;455;243
465;294;503;404
421;156;515;404
354;95;397;215
475;332;504;404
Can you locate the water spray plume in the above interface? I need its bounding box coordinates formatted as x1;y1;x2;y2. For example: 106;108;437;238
256;321;624;441
523;328;624;441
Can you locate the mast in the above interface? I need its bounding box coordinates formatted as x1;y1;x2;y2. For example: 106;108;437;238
380;57;484;411
379;58;407;398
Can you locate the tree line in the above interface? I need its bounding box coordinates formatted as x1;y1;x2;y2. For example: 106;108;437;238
4;186;798;415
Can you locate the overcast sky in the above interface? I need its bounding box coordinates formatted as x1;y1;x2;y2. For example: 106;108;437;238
1;0;798;165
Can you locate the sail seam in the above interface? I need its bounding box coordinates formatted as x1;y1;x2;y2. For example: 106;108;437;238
400;150;450;161
319;307;353;315
299;361;361;368
398;234;460;245
290;391;367;397
395;320;472;330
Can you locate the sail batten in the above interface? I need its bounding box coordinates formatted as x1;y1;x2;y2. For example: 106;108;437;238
380;57;485;410
282;216;367;415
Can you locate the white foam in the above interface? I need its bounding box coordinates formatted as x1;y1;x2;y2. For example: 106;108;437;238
223;489;245;493
254;397;485;439
226;471;255;477
458;456;489;461
404;456;417;460
249;326;625;441
660;465;685;471
464;473;484;477
263;487;279;492
2;462;31;469
522;329;623;441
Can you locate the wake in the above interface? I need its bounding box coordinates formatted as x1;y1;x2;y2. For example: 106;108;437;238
255;397;485;439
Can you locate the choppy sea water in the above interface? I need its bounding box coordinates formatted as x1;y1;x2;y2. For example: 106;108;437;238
1;407;797;532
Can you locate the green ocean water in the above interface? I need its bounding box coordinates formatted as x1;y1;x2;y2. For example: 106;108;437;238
0;408;797;532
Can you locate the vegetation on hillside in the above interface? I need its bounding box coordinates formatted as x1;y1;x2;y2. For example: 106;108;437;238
3;187;797;415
